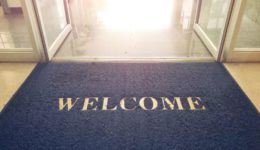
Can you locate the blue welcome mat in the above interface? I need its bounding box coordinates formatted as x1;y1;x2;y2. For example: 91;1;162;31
0;62;259;149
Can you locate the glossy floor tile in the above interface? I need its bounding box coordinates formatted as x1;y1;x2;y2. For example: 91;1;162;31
0;63;36;112
0;6;32;48
55;0;212;59
225;63;260;112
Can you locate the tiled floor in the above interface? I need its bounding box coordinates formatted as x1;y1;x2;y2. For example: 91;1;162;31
55;0;212;59
0;63;259;113
0;63;36;111
225;63;260;112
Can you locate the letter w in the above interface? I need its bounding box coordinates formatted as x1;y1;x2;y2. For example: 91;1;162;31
59;98;79;111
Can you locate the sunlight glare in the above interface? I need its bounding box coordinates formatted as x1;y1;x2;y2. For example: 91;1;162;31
97;0;174;31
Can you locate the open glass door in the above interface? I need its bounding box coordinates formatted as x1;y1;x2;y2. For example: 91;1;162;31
194;0;233;60
33;0;71;60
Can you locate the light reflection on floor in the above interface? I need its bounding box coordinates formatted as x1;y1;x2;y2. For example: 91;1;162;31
97;0;173;30
55;0;211;59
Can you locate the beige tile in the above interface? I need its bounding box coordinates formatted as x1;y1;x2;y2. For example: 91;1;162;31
0;95;11;112
0;63;36;112
224;63;260;112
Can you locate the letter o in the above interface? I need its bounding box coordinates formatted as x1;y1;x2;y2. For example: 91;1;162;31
139;97;158;110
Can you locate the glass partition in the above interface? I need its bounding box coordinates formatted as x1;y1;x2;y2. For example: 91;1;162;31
236;0;260;48
0;0;32;49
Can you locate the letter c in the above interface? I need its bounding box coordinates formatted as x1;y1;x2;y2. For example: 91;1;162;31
120;97;137;111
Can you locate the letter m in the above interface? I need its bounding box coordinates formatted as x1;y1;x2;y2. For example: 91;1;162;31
59;98;79;111
161;97;184;110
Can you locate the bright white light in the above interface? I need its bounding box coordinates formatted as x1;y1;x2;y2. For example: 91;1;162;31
97;0;174;31
181;0;194;30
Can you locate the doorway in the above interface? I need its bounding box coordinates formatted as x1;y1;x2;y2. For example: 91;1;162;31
2;0;259;62
54;0;213;60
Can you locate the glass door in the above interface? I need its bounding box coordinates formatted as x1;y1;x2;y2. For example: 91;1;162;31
222;0;260;62
33;0;71;60
194;0;233;60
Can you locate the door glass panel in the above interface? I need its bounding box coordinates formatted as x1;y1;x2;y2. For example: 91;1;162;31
236;0;260;48
35;0;67;49
198;0;230;47
0;1;32;48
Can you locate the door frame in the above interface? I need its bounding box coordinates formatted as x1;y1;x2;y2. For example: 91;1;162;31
194;0;234;61
32;0;72;61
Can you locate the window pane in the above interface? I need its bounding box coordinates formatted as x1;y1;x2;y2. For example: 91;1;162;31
198;0;230;47
35;0;67;48
0;2;32;48
236;0;260;48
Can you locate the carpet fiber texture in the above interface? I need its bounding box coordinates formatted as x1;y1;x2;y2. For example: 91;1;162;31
0;62;259;150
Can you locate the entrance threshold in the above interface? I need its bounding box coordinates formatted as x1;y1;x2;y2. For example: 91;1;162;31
53;57;214;63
